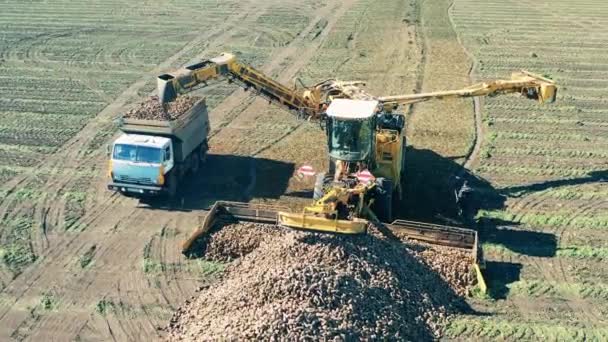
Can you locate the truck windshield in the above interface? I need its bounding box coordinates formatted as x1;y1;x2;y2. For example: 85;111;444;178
113;144;162;163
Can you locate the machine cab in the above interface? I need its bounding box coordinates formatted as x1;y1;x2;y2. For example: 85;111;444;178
325;99;379;163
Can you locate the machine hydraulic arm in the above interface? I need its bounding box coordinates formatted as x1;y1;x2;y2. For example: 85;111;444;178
378;70;557;110
157;53;326;119
157;52;556;122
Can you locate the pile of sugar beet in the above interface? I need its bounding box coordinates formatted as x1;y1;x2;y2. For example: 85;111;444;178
124;95;199;121
166;222;476;341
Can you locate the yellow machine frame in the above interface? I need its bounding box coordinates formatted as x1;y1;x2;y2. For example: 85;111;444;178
373;128;404;194
159;53;557;295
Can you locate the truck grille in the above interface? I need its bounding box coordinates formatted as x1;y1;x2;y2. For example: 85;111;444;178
116;175;155;185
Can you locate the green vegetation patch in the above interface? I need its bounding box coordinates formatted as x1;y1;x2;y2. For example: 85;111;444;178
96;299;116;315
79;245;97;268
194;259;226;276
484;242;608;260
508;280;608;301
0;216;36;275
40;292;56;311
143;230;226;276
478;210;608;230
12;187;44;201
63;191;87;230
446;317;608;340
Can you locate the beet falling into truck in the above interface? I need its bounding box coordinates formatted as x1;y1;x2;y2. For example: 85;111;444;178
107;96;209;197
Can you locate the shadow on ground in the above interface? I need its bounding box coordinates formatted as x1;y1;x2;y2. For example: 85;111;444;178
401;149;607;227
398;147;505;224
141;154;294;211
500;169;608;198
484;261;523;299
399;148;557;299
147;149;605;300
478;218;557;258
399;149;607;299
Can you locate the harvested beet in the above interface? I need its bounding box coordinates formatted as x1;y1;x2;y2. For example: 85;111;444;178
167;223;474;340
124;96;200;121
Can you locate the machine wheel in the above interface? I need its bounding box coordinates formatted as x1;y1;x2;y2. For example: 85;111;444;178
167;172;178;199
374;177;393;223
190;149;200;174
313;172;326;200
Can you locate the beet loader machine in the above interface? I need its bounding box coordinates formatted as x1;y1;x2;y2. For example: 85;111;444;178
158;52;557;293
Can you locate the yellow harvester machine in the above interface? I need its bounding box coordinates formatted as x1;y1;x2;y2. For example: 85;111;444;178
157;52;557;292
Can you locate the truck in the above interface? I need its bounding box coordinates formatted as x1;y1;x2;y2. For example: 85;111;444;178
107;97;210;197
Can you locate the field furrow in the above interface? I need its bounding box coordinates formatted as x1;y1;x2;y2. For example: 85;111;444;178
451;0;608;337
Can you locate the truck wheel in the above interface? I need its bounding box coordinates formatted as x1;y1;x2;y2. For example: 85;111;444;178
168;172;178;199
199;142;208;164
190;150;200;174
313;172;326;200
400;139;407;180
374;177;393;223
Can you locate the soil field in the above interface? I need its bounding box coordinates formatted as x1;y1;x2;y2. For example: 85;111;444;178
0;0;468;340
4;0;601;340
445;0;608;340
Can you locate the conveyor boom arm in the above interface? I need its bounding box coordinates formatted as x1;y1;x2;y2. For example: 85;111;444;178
378;70;557;109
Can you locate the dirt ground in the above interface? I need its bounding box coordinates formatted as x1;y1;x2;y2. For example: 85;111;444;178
7;0;599;340
443;0;608;340
0;0;461;340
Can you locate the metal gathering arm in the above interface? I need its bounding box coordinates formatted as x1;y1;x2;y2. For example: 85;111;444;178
378;70;557;110
158;52;557;118
156;53;325;119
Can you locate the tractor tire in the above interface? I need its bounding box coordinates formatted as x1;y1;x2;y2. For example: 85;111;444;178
167;172;178;199
313;172;326;200
374;177;393;223
190;149;200;174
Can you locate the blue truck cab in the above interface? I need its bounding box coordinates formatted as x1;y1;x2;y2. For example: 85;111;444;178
107;97;209;197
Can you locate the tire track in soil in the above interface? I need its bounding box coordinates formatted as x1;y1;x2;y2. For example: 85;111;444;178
553;202;606;326
22;207;187;341
0;0;264;263
444;0;550;322
0;1;272;339
0;201;142;341
156;216;203;310
535;203;602;326
445;0;566;322
125;2;362;334
496;185;607;325
208;0;357;197
446;0;482;172
0;1;361;340
500;158;608;324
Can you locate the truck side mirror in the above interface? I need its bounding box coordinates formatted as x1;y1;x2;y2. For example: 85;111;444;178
106;144;111;157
